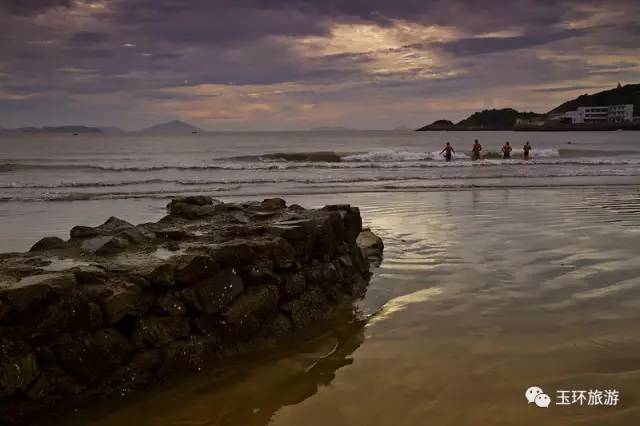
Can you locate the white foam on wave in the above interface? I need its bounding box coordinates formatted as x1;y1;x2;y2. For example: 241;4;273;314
342;150;469;162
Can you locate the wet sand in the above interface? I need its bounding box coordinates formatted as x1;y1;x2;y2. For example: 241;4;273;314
30;188;640;425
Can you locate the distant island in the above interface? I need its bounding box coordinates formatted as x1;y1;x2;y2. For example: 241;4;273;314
0;125;104;135
417;84;640;131
0;120;204;135
139;119;203;134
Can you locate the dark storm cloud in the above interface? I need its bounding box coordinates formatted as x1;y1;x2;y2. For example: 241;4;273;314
1;0;640;128
435;28;589;56
2;0;72;16
69;31;110;46
532;85;604;93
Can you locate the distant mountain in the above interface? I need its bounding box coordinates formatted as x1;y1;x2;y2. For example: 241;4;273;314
0;126;103;134
417;109;542;131
455;109;541;129
416;120;454;131
310;126;353;132
548;83;640;115
140;120;203;134
99;126;127;134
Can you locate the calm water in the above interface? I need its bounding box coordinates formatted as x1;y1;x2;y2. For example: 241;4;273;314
47;188;640;426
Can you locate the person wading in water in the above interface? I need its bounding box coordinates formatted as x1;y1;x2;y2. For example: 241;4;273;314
471;139;482;160
440;142;455;162
523;141;532;160
502;141;512;159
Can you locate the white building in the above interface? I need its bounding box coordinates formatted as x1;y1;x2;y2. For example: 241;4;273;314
563;104;633;124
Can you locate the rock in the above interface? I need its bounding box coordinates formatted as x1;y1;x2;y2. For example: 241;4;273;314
194;269;244;315
87;302;103;329
0;196;383;422
174;255;218;284
0;330;39;398
357;229;384;262
155;294;187;317
321;262;339;286
98;217;137;235
73;266;108;285
283;271;306;296
25;375;50;400
175;288;203;313
167;197;220;219
0;273;76;313
81;236;129;255
272;237;296;269
240;259;278;286
29;236;67;252
170;196;214;207
53;329;132;384
304;260;324;287
132;317;191;348
101;287;153;324
351;245;370;274
222;286;278;338
210;241;257;267
281;287;329;329
147;263;175;287
259;198;286;211
324;205;362;245
70;225;100;239
155;337;216;379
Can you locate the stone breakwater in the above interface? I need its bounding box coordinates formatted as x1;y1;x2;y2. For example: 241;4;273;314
0;196;383;424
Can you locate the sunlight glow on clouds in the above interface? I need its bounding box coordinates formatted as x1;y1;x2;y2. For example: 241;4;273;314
0;0;639;129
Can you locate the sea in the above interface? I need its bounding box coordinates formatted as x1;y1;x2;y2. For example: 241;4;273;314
2;130;640;425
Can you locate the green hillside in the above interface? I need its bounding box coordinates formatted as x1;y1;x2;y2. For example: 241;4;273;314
549;84;640;114
455;108;541;129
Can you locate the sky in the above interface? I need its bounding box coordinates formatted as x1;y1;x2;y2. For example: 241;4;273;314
1;0;639;130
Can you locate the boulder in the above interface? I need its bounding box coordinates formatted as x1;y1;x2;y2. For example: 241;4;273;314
101;287;153;324
73;266;108;285
132;317;191;348
272;237;296;269
53;329;132;384
155;294;187;317
194;269;244;315
0;330;39;398
222;286;278;338
357;229;384;261
81;236;129;255
147;263;175;287
174;255;218;284
259;198;286;211
29;236;67;252
0;273;76;313
281;287;329;329
283;271;306;296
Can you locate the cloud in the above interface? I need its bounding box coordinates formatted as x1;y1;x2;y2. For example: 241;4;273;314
3;0;73;16
0;0;639;128
69;31;110;46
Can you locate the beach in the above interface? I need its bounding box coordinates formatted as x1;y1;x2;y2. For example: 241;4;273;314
2;131;640;425
35;188;640;426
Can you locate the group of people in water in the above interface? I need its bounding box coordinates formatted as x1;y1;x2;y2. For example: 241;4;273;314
440;140;533;162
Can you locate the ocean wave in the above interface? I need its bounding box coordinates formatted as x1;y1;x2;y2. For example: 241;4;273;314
3;179;639;202
4;169;640;190
4;158;640;172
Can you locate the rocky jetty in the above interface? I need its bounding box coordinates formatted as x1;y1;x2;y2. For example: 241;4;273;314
0;197;383;424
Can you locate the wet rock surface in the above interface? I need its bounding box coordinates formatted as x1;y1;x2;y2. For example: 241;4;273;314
0;196;383;424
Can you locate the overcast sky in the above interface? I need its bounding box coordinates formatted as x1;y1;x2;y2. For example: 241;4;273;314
1;0;639;130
